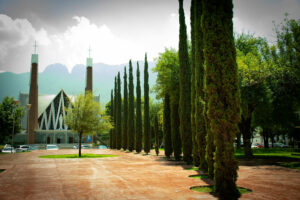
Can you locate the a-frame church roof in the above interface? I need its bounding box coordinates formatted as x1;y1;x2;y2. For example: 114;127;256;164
38;89;73;130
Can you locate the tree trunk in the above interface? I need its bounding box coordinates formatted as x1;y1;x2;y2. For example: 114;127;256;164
79;132;82;157
241;116;253;158
262;128;270;148
236;130;241;149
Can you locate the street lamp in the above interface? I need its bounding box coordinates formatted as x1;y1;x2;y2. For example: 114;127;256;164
11;99;19;154
27;104;31;144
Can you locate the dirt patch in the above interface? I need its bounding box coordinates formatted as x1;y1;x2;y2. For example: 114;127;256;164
0;149;299;200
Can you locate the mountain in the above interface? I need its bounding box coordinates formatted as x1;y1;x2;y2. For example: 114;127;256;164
0;61;157;104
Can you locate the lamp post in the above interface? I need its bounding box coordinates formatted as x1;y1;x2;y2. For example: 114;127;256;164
11;99;19;154
26;104;31;144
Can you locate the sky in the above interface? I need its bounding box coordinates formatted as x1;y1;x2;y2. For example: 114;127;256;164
0;0;300;73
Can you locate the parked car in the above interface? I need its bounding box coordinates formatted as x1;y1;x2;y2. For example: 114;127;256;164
251;143;264;148
73;145;90;149
273;143;288;148
28;146;39;151
15;145;30;152
2;147;16;153
46;144;59;150
98;145;108;149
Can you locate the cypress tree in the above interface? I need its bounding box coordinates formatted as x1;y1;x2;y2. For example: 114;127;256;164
135;62;142;153
178;0;192;164
194;0;208;172
202;0;241;198
128;60;135;152
190;0;200;166
110;89;114;148
154;115;159;156
144;53;151;154
163;93;173;158
113;77;117;149
122;67;128;150
116;72;122;150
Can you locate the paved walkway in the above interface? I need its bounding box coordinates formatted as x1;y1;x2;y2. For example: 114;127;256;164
0;149;299;200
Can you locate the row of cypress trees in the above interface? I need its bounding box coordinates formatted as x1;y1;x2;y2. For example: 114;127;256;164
110;54;151;154
110;0;240;198
178;0;240;198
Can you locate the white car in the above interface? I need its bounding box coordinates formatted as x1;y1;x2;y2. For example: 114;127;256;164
46;144;59;150
2;147;16;153
16;145;30;152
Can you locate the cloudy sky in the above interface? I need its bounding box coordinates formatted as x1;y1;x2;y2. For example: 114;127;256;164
0;0;300;73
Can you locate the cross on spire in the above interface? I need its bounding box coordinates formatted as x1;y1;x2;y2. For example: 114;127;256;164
88;46;92;58
33;40;38;54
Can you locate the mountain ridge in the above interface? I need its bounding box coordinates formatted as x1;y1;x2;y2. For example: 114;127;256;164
0;61;157;103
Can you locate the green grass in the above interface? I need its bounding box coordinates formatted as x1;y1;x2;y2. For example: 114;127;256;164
39;154;118;159
235;148;300;159
189;175;209;179
190;186;252;194
279;162;300;170
184;167;199;171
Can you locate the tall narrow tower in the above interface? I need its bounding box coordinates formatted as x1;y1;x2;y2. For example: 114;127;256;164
85;47;93;95
27;42;38;144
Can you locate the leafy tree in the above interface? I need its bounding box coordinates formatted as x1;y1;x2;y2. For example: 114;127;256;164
135;62;142;153
65;92;112;157
202;0;241;198
0;97;24;144
235;34;273;157
128;60;135;151
163;93;173;158
144;53;151;154
152;48;181;160
122;67;128;150
178;0;192;164
154;115;160;156
271;17;300;145
116;72;122;150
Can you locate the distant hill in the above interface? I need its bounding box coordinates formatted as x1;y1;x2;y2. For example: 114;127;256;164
0;61;157;104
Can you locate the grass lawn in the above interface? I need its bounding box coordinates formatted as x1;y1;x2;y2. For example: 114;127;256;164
189;174;209;179
235;148;300;159
190;185;252;194
39;154;118;159
235;148;300;170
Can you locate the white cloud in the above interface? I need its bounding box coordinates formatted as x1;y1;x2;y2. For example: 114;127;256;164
0;14;50;66
0;14;152;73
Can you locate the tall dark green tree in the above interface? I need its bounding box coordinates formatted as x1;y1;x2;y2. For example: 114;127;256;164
144;53;151;154
128;60;135;152
190;0;199;166
109;89;114;148
154;115;159;156
135;62;142;153
202;0;241;198
194;0;208;172
163;93;173;158
122;66;128;150
178;0;192;164
116;72;122;150
113;77;117;149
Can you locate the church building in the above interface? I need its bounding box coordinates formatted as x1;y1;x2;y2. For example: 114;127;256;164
17;46;99;145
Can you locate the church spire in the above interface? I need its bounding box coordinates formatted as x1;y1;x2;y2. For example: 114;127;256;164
85;46;93;95
28;40;39;144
